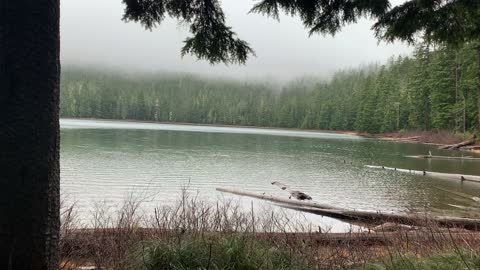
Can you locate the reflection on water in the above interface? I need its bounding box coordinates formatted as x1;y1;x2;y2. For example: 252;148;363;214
60;119;480;230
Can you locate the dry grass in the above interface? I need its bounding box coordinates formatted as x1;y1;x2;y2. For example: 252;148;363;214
59;189;480;270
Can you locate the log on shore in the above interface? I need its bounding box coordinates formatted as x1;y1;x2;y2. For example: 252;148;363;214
256;231;392;245
395;136;421;142
460;145;480;151
365;165;480;183
63;228;480;249
439;139;476;150
380;136;421;142
258;231;480;246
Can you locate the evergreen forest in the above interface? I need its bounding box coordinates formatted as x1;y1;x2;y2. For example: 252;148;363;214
61;43;479;133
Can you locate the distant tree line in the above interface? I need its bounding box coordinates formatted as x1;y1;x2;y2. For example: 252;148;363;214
61;43;479;133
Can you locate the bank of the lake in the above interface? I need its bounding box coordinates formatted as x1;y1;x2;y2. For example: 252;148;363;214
63;117;479;149
62;117;368;136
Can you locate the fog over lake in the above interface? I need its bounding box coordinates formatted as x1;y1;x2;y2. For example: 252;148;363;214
61;0;412;81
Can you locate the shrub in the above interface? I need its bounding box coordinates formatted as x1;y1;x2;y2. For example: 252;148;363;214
125;235;312;270
360;250;480;270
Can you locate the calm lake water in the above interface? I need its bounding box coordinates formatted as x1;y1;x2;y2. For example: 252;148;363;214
60;119;480;231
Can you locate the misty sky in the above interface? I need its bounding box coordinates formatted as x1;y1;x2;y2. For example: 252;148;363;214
61;0;412;80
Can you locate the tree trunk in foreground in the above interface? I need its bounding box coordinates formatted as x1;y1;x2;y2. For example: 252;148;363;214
0;1;60;269
477;47;480;131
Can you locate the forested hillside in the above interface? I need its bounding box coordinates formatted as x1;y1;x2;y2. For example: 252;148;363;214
61;43;479;133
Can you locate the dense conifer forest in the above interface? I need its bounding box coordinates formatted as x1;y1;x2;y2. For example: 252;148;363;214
61;43;479;133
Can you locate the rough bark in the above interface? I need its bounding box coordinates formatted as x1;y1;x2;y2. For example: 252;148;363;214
477;47;480;131
0;1;60;269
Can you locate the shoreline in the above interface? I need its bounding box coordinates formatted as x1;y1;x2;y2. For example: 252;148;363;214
372;130;480;152
61;117;370;137
61;117;479;150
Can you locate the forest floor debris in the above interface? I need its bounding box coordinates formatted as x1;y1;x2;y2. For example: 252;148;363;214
60;189;480;269
374;130;476;146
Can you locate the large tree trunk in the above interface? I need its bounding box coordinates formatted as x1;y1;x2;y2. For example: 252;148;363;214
477;47;480;131
0;1;60;269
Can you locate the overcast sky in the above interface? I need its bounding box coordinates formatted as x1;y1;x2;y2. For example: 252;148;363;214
61;0;412;80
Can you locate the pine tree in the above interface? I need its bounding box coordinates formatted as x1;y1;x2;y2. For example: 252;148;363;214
430;46;457;130
407;45;432;130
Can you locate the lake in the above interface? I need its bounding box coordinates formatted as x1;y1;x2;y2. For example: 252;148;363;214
60;119;480;231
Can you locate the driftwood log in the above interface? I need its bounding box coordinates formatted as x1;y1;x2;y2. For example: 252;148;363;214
439;139;476;150
216;187;338;210
406;155;480;161
393;136;421;142
280;205;480;231
380;136;421;142
216;188;480;231
63;227;480;249
461;145;480;151
366;165;480;183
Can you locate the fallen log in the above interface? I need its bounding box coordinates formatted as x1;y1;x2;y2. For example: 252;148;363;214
253;232;392;246
460;145;480;151
216;187;480;231
372;222;415;232
405;155;480;161
216;187;338;210
279;205;480;231
380;136;421;142
396;136;421;141
439;139;476;150
365;165;480;183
